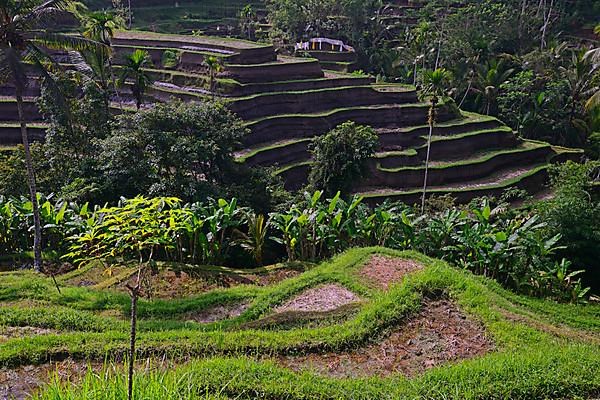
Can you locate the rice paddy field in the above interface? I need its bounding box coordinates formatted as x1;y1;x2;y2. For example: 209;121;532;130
1;248;599;399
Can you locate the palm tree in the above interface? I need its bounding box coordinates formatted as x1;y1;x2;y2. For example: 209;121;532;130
0;0;103;271
421;68;451;214
239;4;257;41
118;49;153;110
472;58;514;115
204;55;223;99
82;11;125;107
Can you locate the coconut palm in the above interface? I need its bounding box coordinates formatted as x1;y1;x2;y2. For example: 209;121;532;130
118;49;153;110
0;0;104;270
204;55;223;99
472;58;514;115
421;68;451;214
81;11;125;106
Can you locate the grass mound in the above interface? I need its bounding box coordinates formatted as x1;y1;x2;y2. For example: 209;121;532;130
0;248;598;399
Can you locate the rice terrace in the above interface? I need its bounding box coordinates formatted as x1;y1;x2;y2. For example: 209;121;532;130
0;0;599;399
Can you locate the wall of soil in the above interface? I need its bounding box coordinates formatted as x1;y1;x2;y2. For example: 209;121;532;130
225;60;324;84
243;106;453;147
364;168;550;206
0;102;41;121
229;87;417;120
370;146;553;188
232;76;374;96
0;126;45;146
244;140;311;167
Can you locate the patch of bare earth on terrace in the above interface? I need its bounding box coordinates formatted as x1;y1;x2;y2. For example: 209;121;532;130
114;267;301;300
273;299;493;378
275;284;361;313
0;360;100;400
359;255;423;290
185;301;251;323
0;326;58;343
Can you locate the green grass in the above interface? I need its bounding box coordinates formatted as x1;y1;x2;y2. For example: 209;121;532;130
4;248;596;399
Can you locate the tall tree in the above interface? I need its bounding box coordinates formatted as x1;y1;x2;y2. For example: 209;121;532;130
421;68;451;214
0;0;103;270
81;10;125;107
118;49;153;110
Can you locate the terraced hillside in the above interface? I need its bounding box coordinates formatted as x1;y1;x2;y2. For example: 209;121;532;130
85;0;266;34
1;248;599;398
0;30;581;203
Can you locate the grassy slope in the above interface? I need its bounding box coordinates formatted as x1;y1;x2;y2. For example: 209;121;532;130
1;248;599;398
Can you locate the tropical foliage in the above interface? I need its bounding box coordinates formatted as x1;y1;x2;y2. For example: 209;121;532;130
308;122;378;196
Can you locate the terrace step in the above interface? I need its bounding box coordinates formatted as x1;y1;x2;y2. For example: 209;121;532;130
228;84;417;120
320;61;357;73
228;73;374;96
0;98;42;122
111;30;276;65
140;68;373;96
377;113;503;148
243;103;455;147
0;122;47;146
369;142;553;188
276;142;553;192
223;57;324;84
358;164;551;206
238;126;516;169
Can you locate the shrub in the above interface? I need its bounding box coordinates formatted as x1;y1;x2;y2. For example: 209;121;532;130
308;122;378;197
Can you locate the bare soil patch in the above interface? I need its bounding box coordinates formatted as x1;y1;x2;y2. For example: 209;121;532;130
242;303;361;331
116;267;301;300
359;255;424;289
0;326;58;343
0;360;99;400
185;301;251;323
273;299;493;378
274;284;361;313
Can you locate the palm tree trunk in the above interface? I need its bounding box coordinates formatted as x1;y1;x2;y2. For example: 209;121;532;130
15;84;42;271
127;0;132;29
421;120;434;214
421;98;437;214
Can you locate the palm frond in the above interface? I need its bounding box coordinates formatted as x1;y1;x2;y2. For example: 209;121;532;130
586;90;600;112
32;31;106;53
1;46;28;90
23;43;67;111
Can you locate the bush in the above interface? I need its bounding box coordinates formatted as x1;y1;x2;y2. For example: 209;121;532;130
537;161;600;292
161;49;180;69
308;122;378;196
